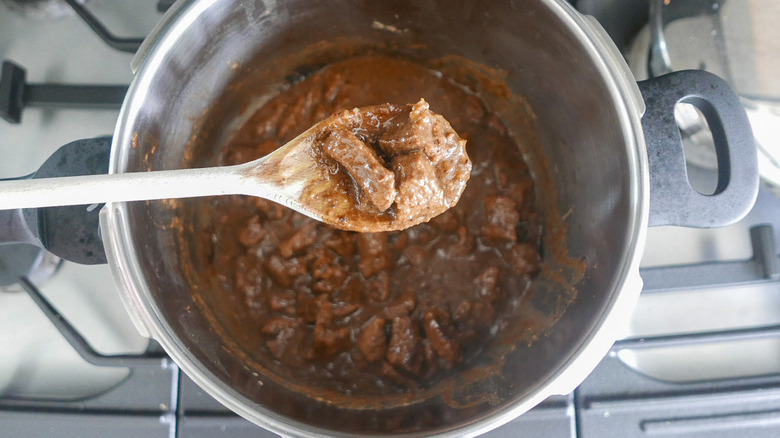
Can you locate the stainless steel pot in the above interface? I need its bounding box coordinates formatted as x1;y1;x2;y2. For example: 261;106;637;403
97;0;758;436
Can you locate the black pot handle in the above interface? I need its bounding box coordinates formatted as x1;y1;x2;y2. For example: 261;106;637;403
638;70;758;228
0;137;110;264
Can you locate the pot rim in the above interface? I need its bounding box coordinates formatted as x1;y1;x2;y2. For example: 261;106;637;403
101;0;650;436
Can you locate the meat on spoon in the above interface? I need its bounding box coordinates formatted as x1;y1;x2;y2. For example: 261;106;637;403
298;98;472;232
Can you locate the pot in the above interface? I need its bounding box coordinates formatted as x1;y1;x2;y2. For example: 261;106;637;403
8;0;757;436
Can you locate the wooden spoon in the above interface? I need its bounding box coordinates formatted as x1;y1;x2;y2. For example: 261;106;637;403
0;101;471;233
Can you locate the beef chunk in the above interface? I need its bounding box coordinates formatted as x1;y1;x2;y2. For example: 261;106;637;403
309;248;347;295
452;300;473;323
422;308;460;365
503;242;542;276
358;317;387;362
357;233;391;278
377;100;436;157
452;300;496;331
450;225;476;257
296;293;320;324
391;151;446;224
308;247;340;280
238;215;267;247
266;324;311;366
264;255;306;287
325;231;355;258
481;196;519;243
311;275;346;295
401;244;427;267
369;271;391;302
312;298;351;358
313;325;351;358
279;222;318;258
261;316;298;335
421;339;439;379
471;301;496;329
475;266;501;302
234;254;262;299
383;291;417;320
332;302;361;318
266;327;296;361
387;316;422;375
269;290;296;316
323;128;397;211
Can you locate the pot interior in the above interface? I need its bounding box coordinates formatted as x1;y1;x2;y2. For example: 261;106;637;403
112;0;642;434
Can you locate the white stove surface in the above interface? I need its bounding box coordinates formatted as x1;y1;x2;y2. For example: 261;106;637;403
0;0;160;400
1;0;779;406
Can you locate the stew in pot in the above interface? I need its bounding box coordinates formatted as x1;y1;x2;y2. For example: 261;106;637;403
187;55;543;398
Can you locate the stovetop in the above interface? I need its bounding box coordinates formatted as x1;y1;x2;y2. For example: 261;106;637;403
2;1;780;437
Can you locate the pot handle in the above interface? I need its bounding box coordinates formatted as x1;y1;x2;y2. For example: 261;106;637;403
0;137;110;264
638;70;758;227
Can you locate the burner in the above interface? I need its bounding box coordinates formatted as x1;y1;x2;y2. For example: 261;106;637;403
0;0;86;19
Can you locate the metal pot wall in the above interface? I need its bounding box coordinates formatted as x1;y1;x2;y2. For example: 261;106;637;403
95;0;758;436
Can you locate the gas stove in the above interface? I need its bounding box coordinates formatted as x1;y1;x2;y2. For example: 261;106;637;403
2;1;780;437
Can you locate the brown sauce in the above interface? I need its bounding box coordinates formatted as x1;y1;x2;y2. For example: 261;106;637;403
187;56;543;398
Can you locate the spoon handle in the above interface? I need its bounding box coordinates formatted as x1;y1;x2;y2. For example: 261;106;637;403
0;165;247;210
